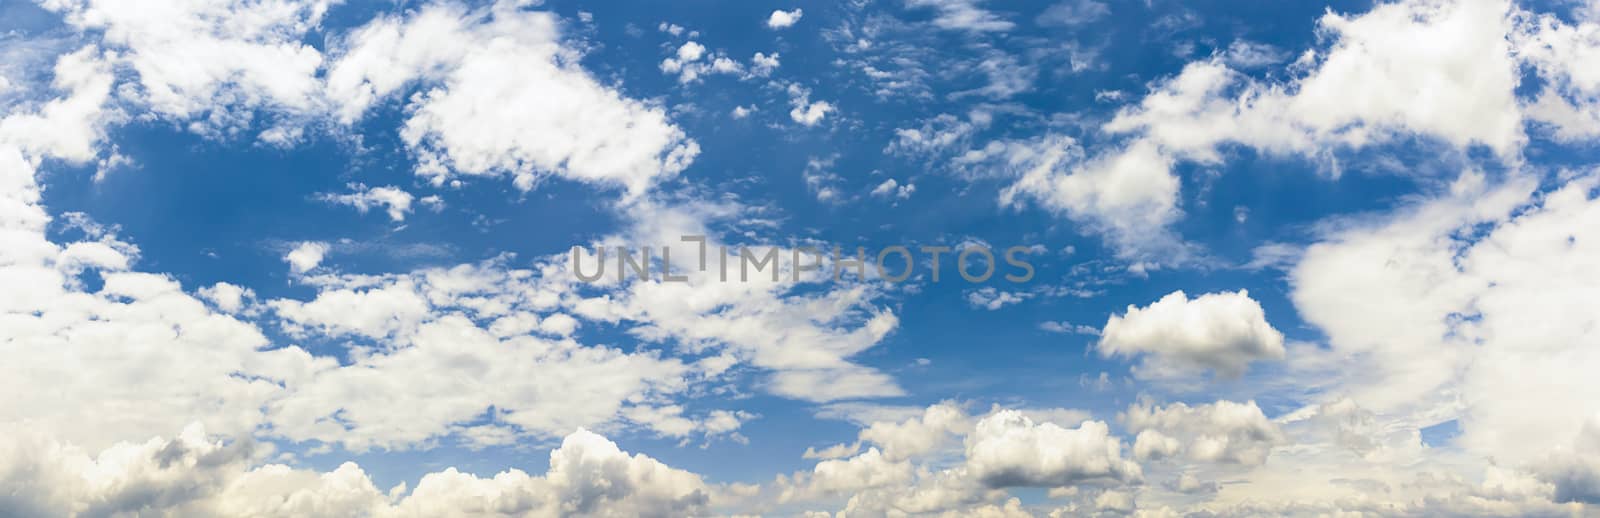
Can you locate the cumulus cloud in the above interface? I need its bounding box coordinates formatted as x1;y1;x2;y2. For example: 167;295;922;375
39;0;330;138
1097;290;1286;380
1036;0;1109;27
1291;169;1600;489
974;0;1535;258
1121;399;1284;465
904;0;1015;32
283;241;328;274
870;178;916;200
767;9;803;29
326;4;699;196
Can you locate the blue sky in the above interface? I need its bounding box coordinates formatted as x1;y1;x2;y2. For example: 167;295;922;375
3;0;1600;516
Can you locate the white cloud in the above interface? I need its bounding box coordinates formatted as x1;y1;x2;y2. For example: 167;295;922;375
751;51;781;76
40;0;330;138
327;4;699;197
787;84;836;127
1516;5;1600;142
0;424;716;517
1291;169;1600;483
1036;0;1109;27
659;41;745;84
972;0;1530;259
870;178;915;199
965;287;1030;310
317;183;416;222
774;403;1137;515
904;0;1015;32
1122;400;1284;465
887;111;992;161
1097;290;1285;379
964;410;1142;488
1221;40;1287;69
283;241;328;274
1038;320;1099;335
198;282;253;313
767;9;804;29
990;136;1185;259
802;155;845;203
0;47;113;164
859;402;971;461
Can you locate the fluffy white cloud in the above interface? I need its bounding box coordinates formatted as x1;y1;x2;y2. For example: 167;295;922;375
859;402;971;461
790;100;834;126
1121;400;1283;465
283;241;328;274
659;41;748;84
1036;0;1109;27
327;4;699;196
1097;290;1285;380
904;0;1015;32
317;184;416;222
964;411;1142;488
40;0;331;138
767;8;803;29
975;0;1534;258
751;52;781;76
1517;13;1600;140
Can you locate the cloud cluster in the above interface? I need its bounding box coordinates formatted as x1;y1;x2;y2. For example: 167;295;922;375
0;423;716;518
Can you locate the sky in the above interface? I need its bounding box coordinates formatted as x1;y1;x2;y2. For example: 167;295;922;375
1;0;1599;516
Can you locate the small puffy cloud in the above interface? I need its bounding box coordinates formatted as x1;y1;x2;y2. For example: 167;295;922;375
38;0;327;138
1132;429;1182;461
870;178;915;199
284;241;329;274
317;183;415;221
1097;290;1285;379
198;282;253;313
966;287;1030;310
1036;0;1109;27
767;9;803;29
